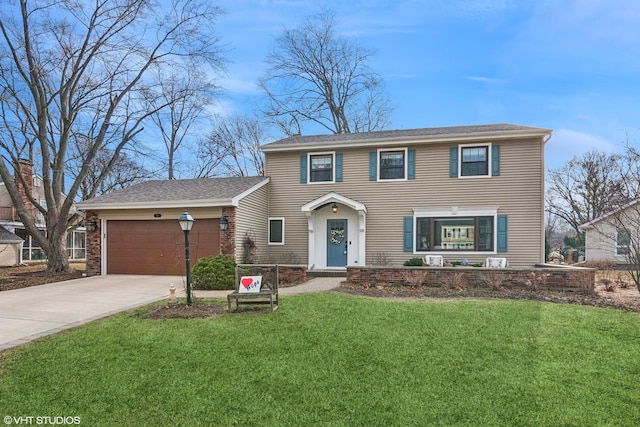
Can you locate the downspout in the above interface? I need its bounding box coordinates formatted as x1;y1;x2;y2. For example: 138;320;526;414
541;130;553;263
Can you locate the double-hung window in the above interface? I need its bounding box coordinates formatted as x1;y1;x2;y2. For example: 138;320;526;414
461;146;489;176
451;143;499;178
379;149;406;180
310;154;334;183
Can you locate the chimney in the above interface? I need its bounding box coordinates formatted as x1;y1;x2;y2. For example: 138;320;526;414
14;159;34;209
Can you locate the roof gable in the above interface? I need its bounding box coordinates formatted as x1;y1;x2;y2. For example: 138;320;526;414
579;199;640;231
0;225;22;243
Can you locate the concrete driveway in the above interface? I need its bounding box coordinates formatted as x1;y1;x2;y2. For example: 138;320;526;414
0;275;343;351
0;275;182;351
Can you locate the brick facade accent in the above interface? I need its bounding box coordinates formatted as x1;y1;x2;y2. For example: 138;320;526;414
346;266;595;294
220;206;236;258
85;210;101;276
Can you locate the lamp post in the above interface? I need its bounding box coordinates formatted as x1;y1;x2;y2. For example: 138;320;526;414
178;211;195;305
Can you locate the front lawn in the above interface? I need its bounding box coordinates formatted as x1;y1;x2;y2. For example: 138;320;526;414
1;293;639;426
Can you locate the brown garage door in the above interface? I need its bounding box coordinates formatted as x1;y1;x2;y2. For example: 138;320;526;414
106;219;220;275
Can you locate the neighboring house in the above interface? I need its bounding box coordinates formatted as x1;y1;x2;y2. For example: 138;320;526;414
0;160;86;262
78;123;552;276
76;176;269;275
579;199;640;264
0;224;23;266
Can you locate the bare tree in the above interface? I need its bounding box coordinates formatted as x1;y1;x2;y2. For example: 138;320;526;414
546;149;629;249
67;139;152;201
146;67;219;179
0;0;225;273
196;114;266;177
259;10;393;136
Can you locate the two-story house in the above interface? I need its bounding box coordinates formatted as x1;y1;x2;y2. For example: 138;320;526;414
78;123;551;275
262;123;552;269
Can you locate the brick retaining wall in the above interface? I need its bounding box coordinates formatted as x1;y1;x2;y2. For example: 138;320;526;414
347;266;595;294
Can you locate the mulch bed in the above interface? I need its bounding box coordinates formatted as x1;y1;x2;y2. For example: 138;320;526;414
146;302;275;319
0;265;84;291
145;283;640;319
335;283;640;313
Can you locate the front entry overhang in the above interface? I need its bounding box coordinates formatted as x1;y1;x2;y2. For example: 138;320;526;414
301;192;367;270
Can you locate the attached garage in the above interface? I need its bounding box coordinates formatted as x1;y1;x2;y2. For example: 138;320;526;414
77;176;270;276
106;219;220;275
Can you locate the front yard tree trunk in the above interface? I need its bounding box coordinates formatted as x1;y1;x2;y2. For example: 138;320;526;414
46;231;70;274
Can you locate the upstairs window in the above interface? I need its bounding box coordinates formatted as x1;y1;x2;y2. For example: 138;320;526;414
379;149;406;180
450;144;499;178
301;152;342;184
461;146;488;176
310;154;334;183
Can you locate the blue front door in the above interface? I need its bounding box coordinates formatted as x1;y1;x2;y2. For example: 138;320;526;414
327;219;348;267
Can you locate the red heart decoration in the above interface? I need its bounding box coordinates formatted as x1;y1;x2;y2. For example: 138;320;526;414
241;277;253;288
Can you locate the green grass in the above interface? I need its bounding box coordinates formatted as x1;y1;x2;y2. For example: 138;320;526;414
1;294;640;426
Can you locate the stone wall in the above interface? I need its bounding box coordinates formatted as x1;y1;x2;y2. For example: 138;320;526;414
347;266;595;294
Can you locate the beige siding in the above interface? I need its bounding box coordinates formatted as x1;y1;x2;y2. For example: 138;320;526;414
235;184;269;263
0;242;22;266
265;137;545;268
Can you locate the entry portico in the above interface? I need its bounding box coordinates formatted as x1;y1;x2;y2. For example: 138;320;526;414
301;192;366;270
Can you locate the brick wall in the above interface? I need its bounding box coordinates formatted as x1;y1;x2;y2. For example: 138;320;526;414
347;266;595;294
220;206;236;259
85;210;101;276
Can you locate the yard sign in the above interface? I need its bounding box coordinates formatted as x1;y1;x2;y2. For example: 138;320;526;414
238;276;262;293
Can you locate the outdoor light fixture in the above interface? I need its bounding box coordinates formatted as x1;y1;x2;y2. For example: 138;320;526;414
178;211;195;305
219;215;229;231
86;220;97;232
332;203;338;213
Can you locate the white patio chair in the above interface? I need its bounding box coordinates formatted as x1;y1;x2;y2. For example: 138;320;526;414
424;255;444;267
485;257;507;268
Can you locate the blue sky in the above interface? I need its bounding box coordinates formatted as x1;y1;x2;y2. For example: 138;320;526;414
213;0;640;170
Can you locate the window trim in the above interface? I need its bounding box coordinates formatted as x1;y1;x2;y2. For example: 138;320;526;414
308;151;335;184
268;217;285;245
458;143;492;179
377;147;408;181
412;208;499;254
615;227;631;256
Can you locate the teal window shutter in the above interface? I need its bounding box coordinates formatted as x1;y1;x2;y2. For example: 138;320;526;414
369;152;377;181
497;214;508;252
403;217;413;252
449;147;458;177
408;149;416;180
300;155;307;183
335;153;343;182
492;145;500;176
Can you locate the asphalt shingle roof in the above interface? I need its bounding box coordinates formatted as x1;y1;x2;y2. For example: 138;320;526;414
0;225;22;242
262;123;551;150
78;176;268;207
